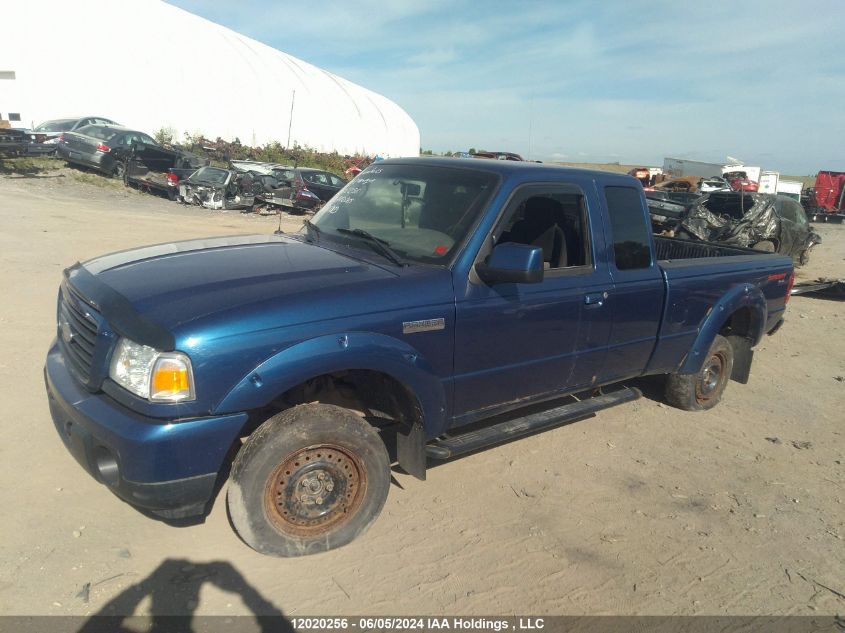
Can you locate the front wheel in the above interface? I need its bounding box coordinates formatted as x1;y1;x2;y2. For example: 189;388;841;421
665;334;734;411
227;404;391;557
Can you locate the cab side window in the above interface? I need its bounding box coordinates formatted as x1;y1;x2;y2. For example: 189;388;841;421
495;186;591;270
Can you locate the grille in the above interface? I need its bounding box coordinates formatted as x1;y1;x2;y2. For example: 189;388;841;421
59;285;100;384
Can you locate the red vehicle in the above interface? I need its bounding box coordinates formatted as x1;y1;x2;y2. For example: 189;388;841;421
724;171;759;192
807;171;845;221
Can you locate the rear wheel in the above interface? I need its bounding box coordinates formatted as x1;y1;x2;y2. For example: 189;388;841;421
227;404;390;557
665;335;734;411
111;161;126;180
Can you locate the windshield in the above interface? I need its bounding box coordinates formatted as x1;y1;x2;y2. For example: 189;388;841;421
310;164;498;264
34;119;75;133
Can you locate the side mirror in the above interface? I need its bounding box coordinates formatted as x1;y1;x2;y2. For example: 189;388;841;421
476;242;544;285
401;182;422;197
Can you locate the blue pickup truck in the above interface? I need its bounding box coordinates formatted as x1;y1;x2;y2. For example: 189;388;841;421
45;158;794;556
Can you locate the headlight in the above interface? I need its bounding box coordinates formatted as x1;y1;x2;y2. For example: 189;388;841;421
109;338;195;402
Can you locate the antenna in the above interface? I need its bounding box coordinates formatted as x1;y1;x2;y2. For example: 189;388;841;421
286;90;296;149
274;209;284;235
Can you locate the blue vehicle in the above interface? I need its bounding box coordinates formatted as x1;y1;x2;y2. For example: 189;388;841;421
45;158;794;556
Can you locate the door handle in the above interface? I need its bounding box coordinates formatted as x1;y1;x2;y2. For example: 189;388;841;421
584;291;608;308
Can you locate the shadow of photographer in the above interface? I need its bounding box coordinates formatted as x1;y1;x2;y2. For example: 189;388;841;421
75;558;294;633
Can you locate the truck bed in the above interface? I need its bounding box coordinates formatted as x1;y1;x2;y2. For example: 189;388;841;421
654;235;757;260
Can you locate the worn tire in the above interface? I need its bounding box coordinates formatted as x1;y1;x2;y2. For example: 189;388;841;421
752;240;776;252
227;404;390;557
665;334;734;411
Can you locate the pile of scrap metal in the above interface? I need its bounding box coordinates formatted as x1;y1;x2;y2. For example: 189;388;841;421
675;192;820;264
473;151;524;161
0;127;55;157
230;160;346;214
177;166;255;210
229;160;295;213
790;278;845;299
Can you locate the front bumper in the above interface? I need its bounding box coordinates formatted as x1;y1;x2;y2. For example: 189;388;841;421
45;340;248;518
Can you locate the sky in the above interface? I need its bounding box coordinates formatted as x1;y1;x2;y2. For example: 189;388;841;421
169;0;844;174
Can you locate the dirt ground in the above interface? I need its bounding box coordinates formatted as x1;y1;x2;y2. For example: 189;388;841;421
0;169;842;619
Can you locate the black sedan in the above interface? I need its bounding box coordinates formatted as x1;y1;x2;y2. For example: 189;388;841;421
57;125;158;178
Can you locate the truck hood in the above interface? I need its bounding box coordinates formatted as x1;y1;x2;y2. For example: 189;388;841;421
76;234;399;341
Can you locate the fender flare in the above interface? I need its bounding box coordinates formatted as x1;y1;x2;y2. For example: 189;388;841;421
214;332;447;436
678;283;767;375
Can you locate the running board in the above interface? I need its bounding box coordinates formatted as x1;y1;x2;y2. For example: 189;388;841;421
426;387;641;460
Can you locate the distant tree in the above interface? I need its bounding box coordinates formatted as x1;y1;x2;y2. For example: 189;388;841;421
444;151;453;157
153;126;176;145
468;148;476;155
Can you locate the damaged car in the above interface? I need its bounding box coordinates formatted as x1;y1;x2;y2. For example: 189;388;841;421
230;161;345;212
677;192;821;265
178;166;255;210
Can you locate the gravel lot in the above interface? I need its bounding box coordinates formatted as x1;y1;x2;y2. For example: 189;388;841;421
0;169;843;619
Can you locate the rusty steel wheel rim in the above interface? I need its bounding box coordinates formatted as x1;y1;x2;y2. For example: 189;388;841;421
695;351;728;405
264;445;367;537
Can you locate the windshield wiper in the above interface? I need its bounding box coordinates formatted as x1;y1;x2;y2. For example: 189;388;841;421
302;218;321;243
336;228;407;267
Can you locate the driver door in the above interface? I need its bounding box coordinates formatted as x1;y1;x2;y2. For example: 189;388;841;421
452;181;613;420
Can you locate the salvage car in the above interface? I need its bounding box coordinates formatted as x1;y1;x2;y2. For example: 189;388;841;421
178;166;255;210
45;159;796;557
57;125;159;178
0;127;55;156
33;116;119;144
678;192;820;265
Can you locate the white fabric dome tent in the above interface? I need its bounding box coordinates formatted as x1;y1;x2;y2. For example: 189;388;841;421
1;0;419;157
